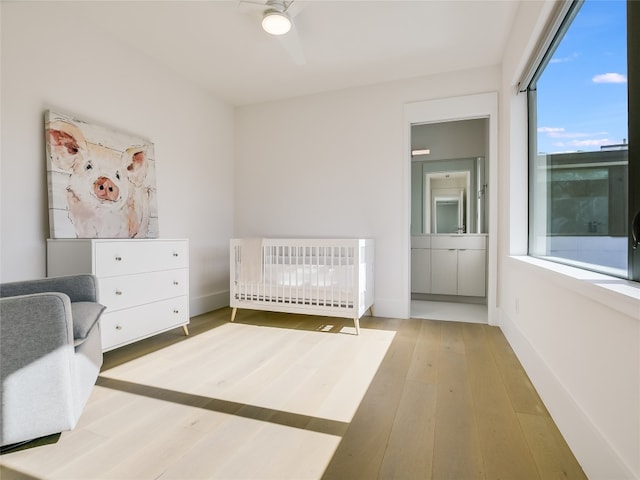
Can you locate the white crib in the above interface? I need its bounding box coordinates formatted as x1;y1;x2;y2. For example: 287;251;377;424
230;238;374;334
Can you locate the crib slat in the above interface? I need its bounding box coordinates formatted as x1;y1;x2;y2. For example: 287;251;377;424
302;246;307;305
331;246;335;308
268;245;272;303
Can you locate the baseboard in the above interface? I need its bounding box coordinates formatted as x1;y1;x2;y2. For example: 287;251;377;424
411;293;487;304
498;309;636;480
189;290;229;317
370;298;409;319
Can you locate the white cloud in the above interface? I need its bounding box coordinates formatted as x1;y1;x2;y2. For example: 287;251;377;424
538;127;607;139
538;126;564;133
538;127;565;136
550;52;579;64
592;73;627;84
540;126;619;152
553;138;610;148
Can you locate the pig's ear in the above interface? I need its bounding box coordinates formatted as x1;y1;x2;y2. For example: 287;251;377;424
46;120;87;171
123;146;149;186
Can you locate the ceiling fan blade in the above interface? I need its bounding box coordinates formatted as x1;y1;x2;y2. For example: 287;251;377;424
236;0;266;14
284;0;303;19
277;23;306;66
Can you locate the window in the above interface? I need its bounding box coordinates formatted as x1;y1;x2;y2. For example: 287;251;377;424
526;0;639;281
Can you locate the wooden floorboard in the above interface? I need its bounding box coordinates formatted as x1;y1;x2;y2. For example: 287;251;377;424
378;379;437;479
462;323;539;480
0;308;586;479
431;321;486;480
484;325;548;416
322;318;421;479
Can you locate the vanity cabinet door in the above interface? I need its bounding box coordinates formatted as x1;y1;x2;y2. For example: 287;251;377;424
411;248;431;293
430;249;458;295
457;249;486;296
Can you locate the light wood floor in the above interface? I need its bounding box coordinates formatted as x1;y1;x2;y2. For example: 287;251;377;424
1;308;586;479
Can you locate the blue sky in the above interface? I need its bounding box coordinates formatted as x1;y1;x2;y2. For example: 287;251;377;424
536;0;628;154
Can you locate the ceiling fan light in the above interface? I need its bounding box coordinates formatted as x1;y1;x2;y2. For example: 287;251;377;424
262;9;292;35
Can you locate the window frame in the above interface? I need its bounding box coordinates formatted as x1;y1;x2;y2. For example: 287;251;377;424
524;0;639;283
628;0;640;280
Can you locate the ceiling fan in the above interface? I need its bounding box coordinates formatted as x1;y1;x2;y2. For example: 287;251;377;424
237;0;306;65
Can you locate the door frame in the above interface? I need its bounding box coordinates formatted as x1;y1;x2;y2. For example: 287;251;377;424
403;92;498;325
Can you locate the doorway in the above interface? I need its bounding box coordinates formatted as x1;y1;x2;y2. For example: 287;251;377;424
403;93;498;325
411;120;488;321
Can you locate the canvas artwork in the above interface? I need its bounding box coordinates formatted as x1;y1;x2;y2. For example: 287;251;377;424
45;110;159;238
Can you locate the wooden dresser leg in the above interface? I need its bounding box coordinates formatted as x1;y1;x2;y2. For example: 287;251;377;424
182;325;190;336
354;317;360;336
231;307;238;322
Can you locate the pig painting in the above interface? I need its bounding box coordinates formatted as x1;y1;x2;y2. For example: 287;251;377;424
45;111;159;238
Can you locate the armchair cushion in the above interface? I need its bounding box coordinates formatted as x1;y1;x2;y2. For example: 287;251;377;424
71;302;106;346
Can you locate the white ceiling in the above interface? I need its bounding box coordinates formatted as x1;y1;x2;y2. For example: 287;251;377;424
68;0;520;106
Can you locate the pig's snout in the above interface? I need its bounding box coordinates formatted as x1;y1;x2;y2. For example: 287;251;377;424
94;176;120;202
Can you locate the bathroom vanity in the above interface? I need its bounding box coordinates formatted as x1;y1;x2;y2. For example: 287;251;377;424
411;234;487;297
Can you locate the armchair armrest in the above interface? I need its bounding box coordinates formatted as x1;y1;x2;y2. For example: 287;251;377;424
0;292;79;446
0;274;99;303
0;293;75;367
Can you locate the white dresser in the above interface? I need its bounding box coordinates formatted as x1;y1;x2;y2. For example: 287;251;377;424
47;238;189;352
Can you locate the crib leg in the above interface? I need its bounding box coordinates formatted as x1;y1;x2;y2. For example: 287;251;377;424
231;307;238;323
354;317;360;336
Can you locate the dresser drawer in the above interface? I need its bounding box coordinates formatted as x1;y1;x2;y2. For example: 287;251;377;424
95;240;188;276
98;269;188;312
100;296;189;351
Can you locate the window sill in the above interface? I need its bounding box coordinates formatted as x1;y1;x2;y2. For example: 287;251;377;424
508;255;640;320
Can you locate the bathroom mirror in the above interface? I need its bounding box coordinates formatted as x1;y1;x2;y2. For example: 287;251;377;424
434;195;463;234
426;171;469;234
411;156;487;234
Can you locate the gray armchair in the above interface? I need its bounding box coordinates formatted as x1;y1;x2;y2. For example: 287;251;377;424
0;274;105;447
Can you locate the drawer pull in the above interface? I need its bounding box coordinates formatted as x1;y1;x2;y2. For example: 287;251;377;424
172;252;179;257
173;309;179;314
115;290;123;296
115;325;123;330
115;256;123;261
173;281;179;286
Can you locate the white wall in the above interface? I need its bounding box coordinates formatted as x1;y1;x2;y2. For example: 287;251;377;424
500;1;640;478
0;2;234;314
235;68;500;317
